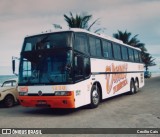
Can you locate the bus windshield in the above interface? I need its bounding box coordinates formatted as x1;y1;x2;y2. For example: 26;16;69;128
23;32;72;51
19;50;72;85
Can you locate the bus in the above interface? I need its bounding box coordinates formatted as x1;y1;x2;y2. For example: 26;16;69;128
14;28;144;109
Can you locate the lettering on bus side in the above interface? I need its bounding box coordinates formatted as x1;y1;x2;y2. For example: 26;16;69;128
105;63;128;94
138;64;144;70
76;90;81;96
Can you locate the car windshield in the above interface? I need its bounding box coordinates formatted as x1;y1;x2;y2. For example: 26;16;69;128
19;50;72;85
2;80;17;87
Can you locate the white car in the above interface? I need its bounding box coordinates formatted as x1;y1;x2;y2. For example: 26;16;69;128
0;78;18;107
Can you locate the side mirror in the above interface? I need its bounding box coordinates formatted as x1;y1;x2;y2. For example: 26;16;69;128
12;56;19;76
12;59;15;74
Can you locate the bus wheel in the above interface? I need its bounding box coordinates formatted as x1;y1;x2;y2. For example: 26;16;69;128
90;85;100;108
129;80;136;95
4;95;15;107
135;79;139;93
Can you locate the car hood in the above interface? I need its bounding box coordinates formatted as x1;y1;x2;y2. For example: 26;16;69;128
0;87;15;92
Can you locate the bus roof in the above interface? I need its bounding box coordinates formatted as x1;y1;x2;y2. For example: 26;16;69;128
26;28;141;51
70;28;141;51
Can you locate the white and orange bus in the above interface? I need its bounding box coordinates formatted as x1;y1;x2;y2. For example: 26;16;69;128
14;28;144;109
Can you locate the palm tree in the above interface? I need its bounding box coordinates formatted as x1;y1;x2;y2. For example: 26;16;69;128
64;12;99;31
142;52;156;71
113;30;156;70
113;30;146;52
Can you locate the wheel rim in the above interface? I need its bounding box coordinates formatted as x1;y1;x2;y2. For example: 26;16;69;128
131;82;135;93
135;81;139;92
92;89;99;105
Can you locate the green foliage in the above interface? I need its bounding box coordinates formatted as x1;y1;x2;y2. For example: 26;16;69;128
142;52;156;71
113;30;146;52
113;30;156;70
64;12;100;32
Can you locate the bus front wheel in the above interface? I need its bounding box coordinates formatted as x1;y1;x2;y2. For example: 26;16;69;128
90;85;100;108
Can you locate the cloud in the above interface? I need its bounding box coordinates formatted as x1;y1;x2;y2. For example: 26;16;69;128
146;45;160;55
93;0;160;45
0;66;13;75
0;0;79;19
1;0;160;45
0;0;160;74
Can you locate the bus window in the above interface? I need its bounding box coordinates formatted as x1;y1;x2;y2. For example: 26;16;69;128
139;52;142;62
89;37;102;57
121;46;129;61
74;53;90;81
84;57;90;77
25;43;32;51
23;32;72;51
74;54;84;81
102;40;113;59
23;60;32;77
75;34;89;54
96;39;102;57
113;43;122;60
134;50;140;62
128;48;135;61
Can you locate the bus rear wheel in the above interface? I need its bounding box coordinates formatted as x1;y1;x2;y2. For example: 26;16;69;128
90;85;100;108
135;79;139;93
129;80;136;94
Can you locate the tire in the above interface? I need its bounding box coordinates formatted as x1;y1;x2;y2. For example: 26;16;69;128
134;79;139;93
129;80;136;95
4;95;15;107
90;85;100;108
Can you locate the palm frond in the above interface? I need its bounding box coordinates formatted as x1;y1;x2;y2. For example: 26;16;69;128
87;18;99;31
63;12;102;31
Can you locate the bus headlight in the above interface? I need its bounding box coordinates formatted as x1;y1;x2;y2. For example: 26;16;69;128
19;92;28;96
55;91;72;96
19;86;28;96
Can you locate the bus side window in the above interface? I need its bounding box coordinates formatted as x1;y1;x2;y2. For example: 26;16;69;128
74;54;90;81
89;36;102;57
95;39;102;57
121;46;129;61
139;52;142;62
102;40;113;59
128;48;135;62
134;50;140;62
84;57;90;77
89;37;96;56
75;34;89;54
74;55;84;81
113;43;122;60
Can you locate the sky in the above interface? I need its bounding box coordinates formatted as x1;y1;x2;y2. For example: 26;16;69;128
0;0;160;75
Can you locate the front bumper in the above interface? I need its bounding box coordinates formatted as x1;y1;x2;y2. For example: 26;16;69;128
18;93;75;108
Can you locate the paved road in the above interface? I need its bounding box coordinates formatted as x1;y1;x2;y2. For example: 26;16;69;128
0;77;160;137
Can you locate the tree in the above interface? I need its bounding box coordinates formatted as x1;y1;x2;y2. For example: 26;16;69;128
113;30;146;52
64;12;99;31
53;24;62;29
113;30;156;70
142;52;156;71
